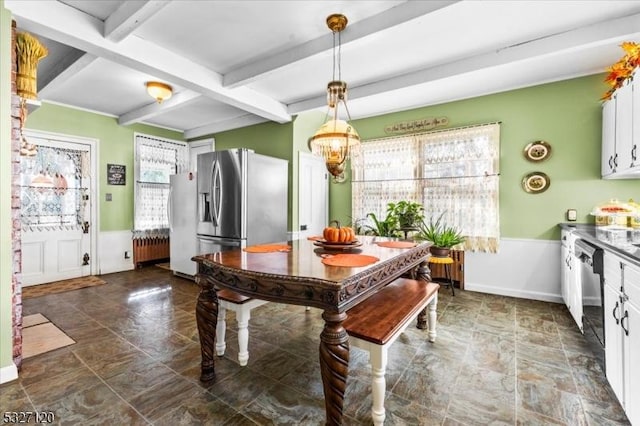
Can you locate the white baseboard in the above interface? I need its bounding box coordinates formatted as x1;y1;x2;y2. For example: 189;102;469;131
98;230;134;274
0;362;18;384
465;282;563;303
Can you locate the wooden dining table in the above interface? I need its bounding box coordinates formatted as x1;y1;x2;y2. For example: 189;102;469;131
192;235;432;425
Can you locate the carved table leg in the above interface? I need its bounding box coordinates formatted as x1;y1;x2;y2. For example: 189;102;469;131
319;311;350;425
195;274;219;382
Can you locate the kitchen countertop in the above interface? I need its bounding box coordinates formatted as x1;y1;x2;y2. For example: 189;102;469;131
559;223;640;267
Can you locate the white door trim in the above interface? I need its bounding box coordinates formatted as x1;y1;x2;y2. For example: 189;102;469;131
22;128;99;278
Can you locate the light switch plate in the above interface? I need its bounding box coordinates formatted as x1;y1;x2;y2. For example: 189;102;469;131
567;209;577;221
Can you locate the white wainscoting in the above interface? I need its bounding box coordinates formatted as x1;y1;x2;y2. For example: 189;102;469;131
98;230;134;274
465;238;562;303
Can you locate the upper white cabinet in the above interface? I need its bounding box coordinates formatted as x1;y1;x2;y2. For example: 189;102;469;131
602;69;639;179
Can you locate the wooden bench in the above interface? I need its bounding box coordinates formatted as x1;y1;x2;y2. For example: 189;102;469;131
215;289;268;366
343;278;440;426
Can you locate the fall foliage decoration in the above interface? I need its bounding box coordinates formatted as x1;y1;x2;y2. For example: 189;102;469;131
16;31;48;100
602;41;640;101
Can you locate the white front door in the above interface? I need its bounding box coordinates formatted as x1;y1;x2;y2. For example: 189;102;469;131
298;152;328;239
20;130;97;286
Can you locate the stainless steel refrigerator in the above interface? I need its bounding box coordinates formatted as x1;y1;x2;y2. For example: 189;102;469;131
169;172;198;276
197;148;288;254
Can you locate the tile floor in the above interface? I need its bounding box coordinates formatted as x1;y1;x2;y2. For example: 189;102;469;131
0;267;631;425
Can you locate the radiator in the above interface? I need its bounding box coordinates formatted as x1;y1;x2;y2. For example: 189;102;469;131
429;249;465;289
133;237;170;268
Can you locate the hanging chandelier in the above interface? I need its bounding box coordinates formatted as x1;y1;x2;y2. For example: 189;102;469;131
308;13;361;178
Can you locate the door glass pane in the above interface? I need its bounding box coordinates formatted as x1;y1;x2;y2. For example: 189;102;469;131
20;145;88;230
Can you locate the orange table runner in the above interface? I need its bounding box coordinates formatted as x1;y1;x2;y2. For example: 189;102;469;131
375;241;417;249
321;254;379;267
243;244;291;253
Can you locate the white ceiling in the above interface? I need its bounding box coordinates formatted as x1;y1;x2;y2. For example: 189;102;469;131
6;0;640;140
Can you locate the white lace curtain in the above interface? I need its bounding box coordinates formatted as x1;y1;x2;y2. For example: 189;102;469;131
352;123;501;252
133;134;188;236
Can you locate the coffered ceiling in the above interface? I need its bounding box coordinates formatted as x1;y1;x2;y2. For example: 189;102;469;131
6;0;640;140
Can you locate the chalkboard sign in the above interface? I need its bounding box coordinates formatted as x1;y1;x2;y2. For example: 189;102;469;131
107;164;126;185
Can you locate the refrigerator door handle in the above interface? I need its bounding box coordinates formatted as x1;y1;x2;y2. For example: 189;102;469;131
210;159;218;226
213;160;222;225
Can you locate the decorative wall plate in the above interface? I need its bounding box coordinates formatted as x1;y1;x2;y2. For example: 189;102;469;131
522;172;550;193
523;140;551;162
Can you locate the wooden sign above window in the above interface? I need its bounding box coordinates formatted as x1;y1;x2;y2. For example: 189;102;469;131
384;116;449;135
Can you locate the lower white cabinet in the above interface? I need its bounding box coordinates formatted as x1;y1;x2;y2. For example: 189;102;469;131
561;229;581;328
603;251;640;425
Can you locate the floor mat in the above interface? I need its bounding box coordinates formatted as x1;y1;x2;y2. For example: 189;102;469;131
22;314;75;358
22;275;107;299
155;262;171;271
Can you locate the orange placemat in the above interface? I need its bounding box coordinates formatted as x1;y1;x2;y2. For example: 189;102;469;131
307;235;324;241
243;244;291;253
375;241;417;249
321;254;379;267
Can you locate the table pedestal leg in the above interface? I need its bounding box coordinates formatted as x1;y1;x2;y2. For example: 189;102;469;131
319;311;349;425
195;274;219;382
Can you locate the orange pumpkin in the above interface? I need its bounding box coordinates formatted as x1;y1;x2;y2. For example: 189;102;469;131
323;220;356;243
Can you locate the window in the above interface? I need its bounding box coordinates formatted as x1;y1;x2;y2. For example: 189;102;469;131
352;123;500;252
134;133;188;236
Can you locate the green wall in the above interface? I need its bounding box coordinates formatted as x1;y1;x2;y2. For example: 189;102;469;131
1;1;14;374
25;103;184;231
330;74;639;240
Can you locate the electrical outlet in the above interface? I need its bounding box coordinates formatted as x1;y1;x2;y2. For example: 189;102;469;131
566;209;577;221
124;251;130;259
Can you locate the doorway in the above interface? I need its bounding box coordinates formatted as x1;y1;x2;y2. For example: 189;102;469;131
20;129;98;286
298;152;328;239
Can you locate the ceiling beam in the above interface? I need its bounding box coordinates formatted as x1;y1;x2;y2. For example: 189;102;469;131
38;51;95;94
104;0;170;42
223;0;460;88
118;90;202;126
288;11;640;115
184;115;269;140
6;0;291;123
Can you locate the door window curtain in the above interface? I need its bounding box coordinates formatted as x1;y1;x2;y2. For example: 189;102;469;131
133;134;188;238
352;123;500;252
20;145;89;231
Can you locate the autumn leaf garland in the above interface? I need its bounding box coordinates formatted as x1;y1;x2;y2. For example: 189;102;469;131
602;41;640;101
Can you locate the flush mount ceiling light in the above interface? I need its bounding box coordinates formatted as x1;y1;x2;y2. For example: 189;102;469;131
145;81;172;103
308;13;361;178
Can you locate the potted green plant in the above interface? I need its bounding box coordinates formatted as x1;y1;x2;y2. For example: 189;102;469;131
416;212;465;257
386;201;424;230
360;212;400;237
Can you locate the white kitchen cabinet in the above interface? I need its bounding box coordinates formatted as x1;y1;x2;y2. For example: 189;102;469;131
604;282;624;403
602;96;617;177
602;69;639;179
603;251;640;425
623;301;639;425
561;229;580;325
